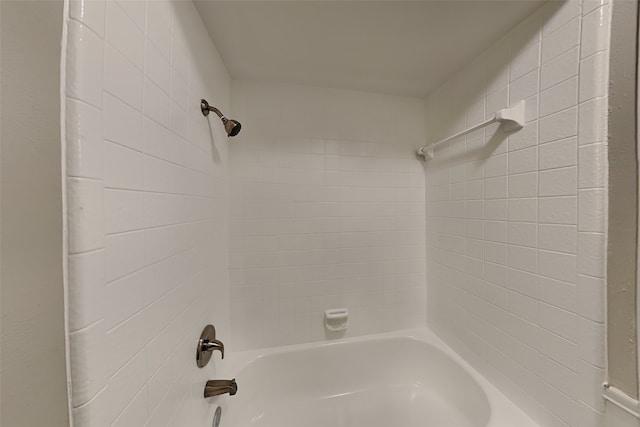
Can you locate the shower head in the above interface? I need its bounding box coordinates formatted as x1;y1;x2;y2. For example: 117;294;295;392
222;118;242;137
200;99;242;137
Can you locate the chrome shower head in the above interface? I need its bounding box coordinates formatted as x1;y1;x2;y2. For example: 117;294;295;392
200;99;242;137
222;118;241;137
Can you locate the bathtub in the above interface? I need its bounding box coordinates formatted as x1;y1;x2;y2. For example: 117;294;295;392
215;328;538;427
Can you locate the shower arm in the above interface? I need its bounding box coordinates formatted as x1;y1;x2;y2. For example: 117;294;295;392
200;100;226;119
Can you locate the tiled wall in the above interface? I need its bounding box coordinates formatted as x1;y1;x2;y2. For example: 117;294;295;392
228;81;426;351
424;1;609;426
63;0;231;425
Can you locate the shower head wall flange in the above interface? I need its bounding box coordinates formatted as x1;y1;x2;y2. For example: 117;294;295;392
200;99;242;137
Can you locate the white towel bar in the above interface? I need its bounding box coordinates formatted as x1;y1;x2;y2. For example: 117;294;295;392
418;100;525;160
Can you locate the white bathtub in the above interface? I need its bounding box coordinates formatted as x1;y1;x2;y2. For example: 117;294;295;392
215;328;538;427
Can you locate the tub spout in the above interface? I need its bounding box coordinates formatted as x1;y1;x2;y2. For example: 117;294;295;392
204;379;238;398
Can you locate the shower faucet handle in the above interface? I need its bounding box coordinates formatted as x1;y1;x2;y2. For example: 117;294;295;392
201;338;225;359
196;325;225;368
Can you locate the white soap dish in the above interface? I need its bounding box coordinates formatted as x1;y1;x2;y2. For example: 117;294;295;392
324;308;349;332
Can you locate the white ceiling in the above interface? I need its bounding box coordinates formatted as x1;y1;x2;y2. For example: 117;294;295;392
195;1;545;98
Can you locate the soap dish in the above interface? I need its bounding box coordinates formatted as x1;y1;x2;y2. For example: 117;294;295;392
324;308;349;332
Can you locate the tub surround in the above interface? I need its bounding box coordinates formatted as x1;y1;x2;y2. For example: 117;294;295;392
424;1;609;426
228;81;427;351
61;0;613;426
63;0;231;425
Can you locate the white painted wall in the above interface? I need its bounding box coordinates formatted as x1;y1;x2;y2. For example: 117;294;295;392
228;81;426;351
0;2;69;426
63;0;231;425
424;1;609;426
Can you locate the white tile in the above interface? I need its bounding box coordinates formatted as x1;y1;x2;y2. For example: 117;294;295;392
105;230;147;283
171;38;190;81
539;137;577;170
145;42;171;94
540;77;578;117
72;388;109;427
105;350;147;423
538;302;578;342
69;321;109;406
170;102;189;139
104;44;143;110
486;87;508;120
485;241;507;265
485;262;507;287
581;6;611;59
533;352;579;401
465;200;483;220
66;20;104;108
104;142;144;190
510;43;540;82
103;93;143;150
578;233;605;278
106;0;144;70
485;176;507;199
509;70;539;104
538;276;576;312
170;70;189;110
485;200;507;221
466;96;485;126
144;155;174;193
466;180;484;200
539;249;577;283
578;144;607;188
508;172;537;198
579;97;607;145
67;178;104;253
485;154;507;178
539;196;577;225
69;0;106;37
144;79;170;127
542;0;581;37
115;0;146;31
65;1;237;426
111;386;148;427
467;159;485;181
578;360;606;412
579;52;608;102
508;147;537;175
104;189;145;234
68;250;106;331
142;117;184;164
539;224;577;254
508;122;538;151
486;58;509;95
583;0;608;15
541;47;579;90
541;17;580;63
485;221;507;243
540;107;577;143
146;1;172;60
539;167;577;197
509;291;537;323
579;189;606;233
508;198;537;223
578;318;605;368
66;99;104;179
577;275;605;322
508;245;537;273
537;326;579;371
508;222;537;248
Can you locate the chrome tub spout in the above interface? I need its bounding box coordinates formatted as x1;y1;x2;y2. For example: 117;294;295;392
204;379;238;398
